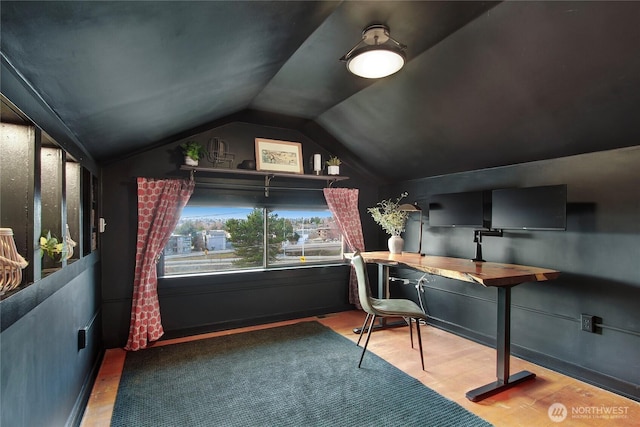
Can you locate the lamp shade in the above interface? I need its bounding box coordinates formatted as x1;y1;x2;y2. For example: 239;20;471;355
341;24;407;79
346;46;406;79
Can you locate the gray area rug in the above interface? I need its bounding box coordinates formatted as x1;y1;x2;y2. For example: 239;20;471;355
111;321;492;426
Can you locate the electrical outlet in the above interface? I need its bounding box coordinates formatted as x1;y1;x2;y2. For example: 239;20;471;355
581;314;596;333
78;327;88;350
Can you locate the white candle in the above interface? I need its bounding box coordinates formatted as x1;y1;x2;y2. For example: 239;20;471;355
313;154;322;173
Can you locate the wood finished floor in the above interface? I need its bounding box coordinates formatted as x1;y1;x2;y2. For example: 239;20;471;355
81;310;638;426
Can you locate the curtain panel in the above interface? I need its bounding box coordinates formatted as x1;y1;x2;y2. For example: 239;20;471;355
125;177;194;351
323;188;365;309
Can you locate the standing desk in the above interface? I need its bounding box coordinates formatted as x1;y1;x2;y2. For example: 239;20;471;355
355;251;560;402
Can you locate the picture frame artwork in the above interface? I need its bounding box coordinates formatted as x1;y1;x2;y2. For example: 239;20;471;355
255;138;304;174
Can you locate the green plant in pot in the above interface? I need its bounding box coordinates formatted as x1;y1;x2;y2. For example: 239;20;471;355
181;141;204;166
367;192;410;253
40;230;65;262
326;156;342;175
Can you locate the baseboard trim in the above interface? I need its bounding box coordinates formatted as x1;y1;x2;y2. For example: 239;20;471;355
512;345;639;402
66;348;105;427
426;317;639;403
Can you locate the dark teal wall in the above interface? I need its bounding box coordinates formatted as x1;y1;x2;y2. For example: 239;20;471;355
1;58;103;427
100;122;379;348
386;146;640;400
0;256;101;427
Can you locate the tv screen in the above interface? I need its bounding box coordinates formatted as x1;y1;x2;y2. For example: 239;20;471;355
429;191;488;228
491;185;567;230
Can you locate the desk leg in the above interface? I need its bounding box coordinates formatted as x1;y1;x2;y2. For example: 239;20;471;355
466;286;536;402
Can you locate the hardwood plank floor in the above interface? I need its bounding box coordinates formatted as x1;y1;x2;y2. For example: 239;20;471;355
81;311;638;426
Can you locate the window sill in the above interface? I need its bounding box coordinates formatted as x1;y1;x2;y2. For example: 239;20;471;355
159;261;349;281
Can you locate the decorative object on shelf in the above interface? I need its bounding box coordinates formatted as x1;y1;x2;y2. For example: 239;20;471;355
40;230;65;261
340;24;407;79
255;138;303;174
326;156;342;176
0;228;28;294
181;140;205;166
312;153;323;175
237;159;256;170
367;192;410;254
206;137;235;168
65;224;77;260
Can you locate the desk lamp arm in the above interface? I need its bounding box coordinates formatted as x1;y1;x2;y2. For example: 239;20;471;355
472;229;503;262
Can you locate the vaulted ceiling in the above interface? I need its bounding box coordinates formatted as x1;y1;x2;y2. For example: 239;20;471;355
2;1;639;182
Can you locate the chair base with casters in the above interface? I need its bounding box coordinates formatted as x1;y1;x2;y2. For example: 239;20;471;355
351;251;428;370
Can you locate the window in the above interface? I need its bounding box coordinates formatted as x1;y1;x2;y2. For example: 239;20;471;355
159;206;344;277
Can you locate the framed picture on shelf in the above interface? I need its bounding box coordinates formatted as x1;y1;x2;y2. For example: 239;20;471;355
255;138;304;174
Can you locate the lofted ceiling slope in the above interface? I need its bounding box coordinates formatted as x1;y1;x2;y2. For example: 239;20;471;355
1;1;639;182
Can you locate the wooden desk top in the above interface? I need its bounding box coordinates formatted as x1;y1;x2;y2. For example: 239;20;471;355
351;251;560;288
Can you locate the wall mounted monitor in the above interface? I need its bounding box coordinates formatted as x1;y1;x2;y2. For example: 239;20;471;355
428;190;489;228
491;184;567;230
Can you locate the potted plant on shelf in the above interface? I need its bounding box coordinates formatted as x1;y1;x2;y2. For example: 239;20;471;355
326;156;342;175
367;192;410;254
40;230;65;262
181;141;204;166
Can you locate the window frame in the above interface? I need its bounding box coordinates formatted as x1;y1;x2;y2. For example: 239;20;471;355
158;204;346;278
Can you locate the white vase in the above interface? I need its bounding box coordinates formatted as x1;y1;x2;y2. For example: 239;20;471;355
327;165;340;175
184;156;198;166
388;235;404;254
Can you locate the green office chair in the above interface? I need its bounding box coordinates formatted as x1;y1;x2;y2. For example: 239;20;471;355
351;250;428;370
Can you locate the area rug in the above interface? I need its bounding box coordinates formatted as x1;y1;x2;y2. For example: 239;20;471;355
111;321;492;427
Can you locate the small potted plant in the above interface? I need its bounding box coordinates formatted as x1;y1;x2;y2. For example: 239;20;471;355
181;141;204;166
326;156;342;175
367;192;410;253
40;230;65;262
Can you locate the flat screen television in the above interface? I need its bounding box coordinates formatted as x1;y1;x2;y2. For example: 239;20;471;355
428;191;489;228
491;184;567;230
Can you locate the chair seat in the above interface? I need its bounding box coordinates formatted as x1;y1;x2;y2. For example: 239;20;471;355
370;298;427;319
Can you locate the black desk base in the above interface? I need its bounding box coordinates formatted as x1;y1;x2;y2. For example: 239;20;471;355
353;253;558;404
465;286;535;401
466;370;536;402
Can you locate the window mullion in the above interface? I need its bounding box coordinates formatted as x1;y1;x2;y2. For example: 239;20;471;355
263;207;268;269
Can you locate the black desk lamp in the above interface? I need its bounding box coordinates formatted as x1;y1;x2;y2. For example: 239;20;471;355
399;202;423;255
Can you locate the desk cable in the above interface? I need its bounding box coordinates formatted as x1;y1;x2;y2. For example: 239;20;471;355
389;274;434;324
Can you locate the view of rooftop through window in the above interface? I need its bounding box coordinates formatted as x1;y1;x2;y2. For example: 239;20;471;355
161;206;343;276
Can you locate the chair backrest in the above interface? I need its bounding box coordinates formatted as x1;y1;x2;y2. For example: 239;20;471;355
351;251;376;315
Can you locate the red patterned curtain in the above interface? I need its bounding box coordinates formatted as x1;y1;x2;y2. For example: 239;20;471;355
125;177;195;351
323;188;365;309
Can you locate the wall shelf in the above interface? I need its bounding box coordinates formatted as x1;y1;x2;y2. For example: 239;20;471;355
180;165;348;196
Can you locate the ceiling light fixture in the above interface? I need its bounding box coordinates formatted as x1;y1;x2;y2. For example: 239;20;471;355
340;24;407;79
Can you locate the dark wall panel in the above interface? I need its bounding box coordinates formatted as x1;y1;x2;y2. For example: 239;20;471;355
1;62;103;427
159;266;352;337
0;259;101;427
101;122;378;348
386;146;640;400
